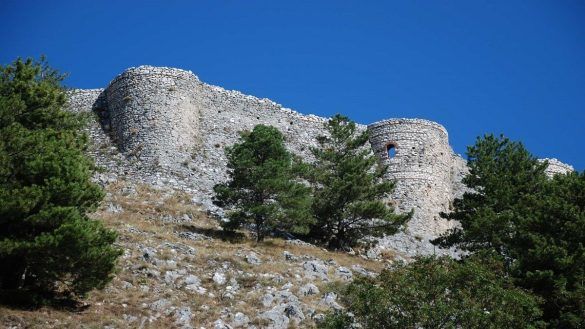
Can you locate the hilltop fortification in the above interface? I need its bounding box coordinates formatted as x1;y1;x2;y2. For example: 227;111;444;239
67;66;573;257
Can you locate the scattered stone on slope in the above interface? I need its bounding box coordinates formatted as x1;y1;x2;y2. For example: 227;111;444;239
231;312;250;327
164;270;182;285
320;292;343;310
150;298;172;312
177;231;211;241
213;319;233;329
351;264;376;277
303;260;329;281
285;239;314;247
106;202;123;213
142;247;157;262
260;300;305;329
335;266;353;280
213;271;227;285
283;251;298;262
245;252;262;265
299;283;320;296
174;306;193;328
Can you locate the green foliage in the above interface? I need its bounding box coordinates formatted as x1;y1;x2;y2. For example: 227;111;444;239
307;114;410;249
433;134;549;254
321;254;544;329
518;171;585;327
434;134;585;328
213;124;313;242
0;57;121;303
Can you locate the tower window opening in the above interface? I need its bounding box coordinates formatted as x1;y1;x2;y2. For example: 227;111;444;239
386;143;397;158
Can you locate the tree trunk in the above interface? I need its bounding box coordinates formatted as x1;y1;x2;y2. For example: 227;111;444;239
255;215;264;242
0;257;25;290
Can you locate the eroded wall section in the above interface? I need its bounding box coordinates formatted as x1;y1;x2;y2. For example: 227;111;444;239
105;67;201;167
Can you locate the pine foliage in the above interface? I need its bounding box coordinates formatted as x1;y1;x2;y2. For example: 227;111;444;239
434;134;585;328
213;125;313;242
0;58;121;304
308;114;410;250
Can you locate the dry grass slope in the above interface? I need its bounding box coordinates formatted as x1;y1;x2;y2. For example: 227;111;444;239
0;181;392;328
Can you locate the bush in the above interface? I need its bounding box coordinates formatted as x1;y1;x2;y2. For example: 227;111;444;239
321;254;544;329
0;57;121;304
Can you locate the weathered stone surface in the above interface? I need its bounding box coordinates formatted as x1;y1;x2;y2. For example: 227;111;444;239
231;312;250;328
334;266;353;280
320;292;342;310
246;252;262;265
299;283;320;296
303;260;329;281
213;271;227;285
174;306;193;328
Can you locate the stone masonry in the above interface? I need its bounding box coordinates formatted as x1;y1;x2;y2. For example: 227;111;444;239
67;65;573;257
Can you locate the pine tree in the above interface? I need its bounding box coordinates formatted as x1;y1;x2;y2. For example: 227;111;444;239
433;134;549;255
308;114;410;250
0;57;121;304
213;125;313;242
434;134;585;328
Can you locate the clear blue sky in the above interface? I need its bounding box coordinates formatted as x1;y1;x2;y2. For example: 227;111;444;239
2;1;584;169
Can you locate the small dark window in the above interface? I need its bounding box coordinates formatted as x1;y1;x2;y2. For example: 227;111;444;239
386;143;397;158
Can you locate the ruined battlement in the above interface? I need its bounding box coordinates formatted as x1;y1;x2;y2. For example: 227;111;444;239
67;65;573;257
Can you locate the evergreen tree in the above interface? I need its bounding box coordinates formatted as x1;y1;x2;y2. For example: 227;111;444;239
434;134;585;328
320;254;544;329
308;114;409;250
213;125;313;242
0;57;121;304
514;171;585;328
433;134;548;255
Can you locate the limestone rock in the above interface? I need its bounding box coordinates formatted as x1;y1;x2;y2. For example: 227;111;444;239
213;272;227;285
334;266;353;280
246;252;262;265
303;260;329;281
299;283;320;296
231;312;250;327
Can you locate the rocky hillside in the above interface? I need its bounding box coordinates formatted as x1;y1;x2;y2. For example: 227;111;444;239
0;181;397;329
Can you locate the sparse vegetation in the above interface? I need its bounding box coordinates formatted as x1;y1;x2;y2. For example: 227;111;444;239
1;180;388;328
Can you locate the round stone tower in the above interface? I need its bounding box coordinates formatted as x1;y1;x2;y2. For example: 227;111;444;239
368;118;456;253
105;66;201;167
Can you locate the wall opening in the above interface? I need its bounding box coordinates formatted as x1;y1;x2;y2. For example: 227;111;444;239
386;143;397;158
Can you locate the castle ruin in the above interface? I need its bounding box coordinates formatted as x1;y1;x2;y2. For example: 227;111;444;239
67;66;573;257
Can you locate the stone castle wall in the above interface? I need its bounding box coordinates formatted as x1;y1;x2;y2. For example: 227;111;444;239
66;65;573;258
105;67;201;167
367;119;458;254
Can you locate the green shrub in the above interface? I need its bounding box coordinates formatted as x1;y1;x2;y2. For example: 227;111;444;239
321;254;544;329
